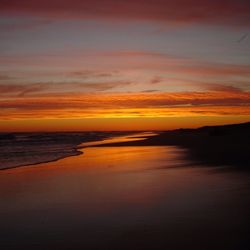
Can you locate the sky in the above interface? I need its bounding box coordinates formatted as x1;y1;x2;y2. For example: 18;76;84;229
0;0;250;131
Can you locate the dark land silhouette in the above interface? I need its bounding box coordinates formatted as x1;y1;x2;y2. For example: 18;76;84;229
92;122;250;169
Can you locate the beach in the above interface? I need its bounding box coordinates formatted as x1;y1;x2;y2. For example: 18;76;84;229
1;1;250;248
1;131;250;249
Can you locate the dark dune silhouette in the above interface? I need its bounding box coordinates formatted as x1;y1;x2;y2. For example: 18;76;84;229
94;122;250;169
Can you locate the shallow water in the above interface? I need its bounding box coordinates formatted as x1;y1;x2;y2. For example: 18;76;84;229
0;134;250;249
79;131;157;147
0;132;112;169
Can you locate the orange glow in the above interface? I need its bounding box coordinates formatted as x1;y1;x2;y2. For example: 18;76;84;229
0;115;249;132
0;91;249;131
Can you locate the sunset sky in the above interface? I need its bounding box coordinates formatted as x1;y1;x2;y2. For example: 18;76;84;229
0;0;250;131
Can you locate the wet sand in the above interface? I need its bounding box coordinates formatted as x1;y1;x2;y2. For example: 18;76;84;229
0;132;133;170
1;133;250;249
95;122;250;169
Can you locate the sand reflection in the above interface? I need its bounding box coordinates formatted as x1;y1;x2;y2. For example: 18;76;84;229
79;132;158;147
0;139;249;249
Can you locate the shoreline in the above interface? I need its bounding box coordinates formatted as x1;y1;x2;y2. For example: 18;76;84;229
0;132;141;171
1;122;249;171
0;149;83;171
0;132;113;170
0;132;153;171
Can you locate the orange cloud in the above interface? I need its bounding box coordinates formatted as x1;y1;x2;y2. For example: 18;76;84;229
1;91;249;120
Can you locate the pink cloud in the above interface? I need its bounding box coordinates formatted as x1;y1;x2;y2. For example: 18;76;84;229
0;0;249;26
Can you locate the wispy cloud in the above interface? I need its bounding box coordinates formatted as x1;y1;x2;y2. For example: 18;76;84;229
201;83;243;93
69;70;119;79
0;81;132;97
0;83;46;96
0;74;15;81
150;76;163;85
